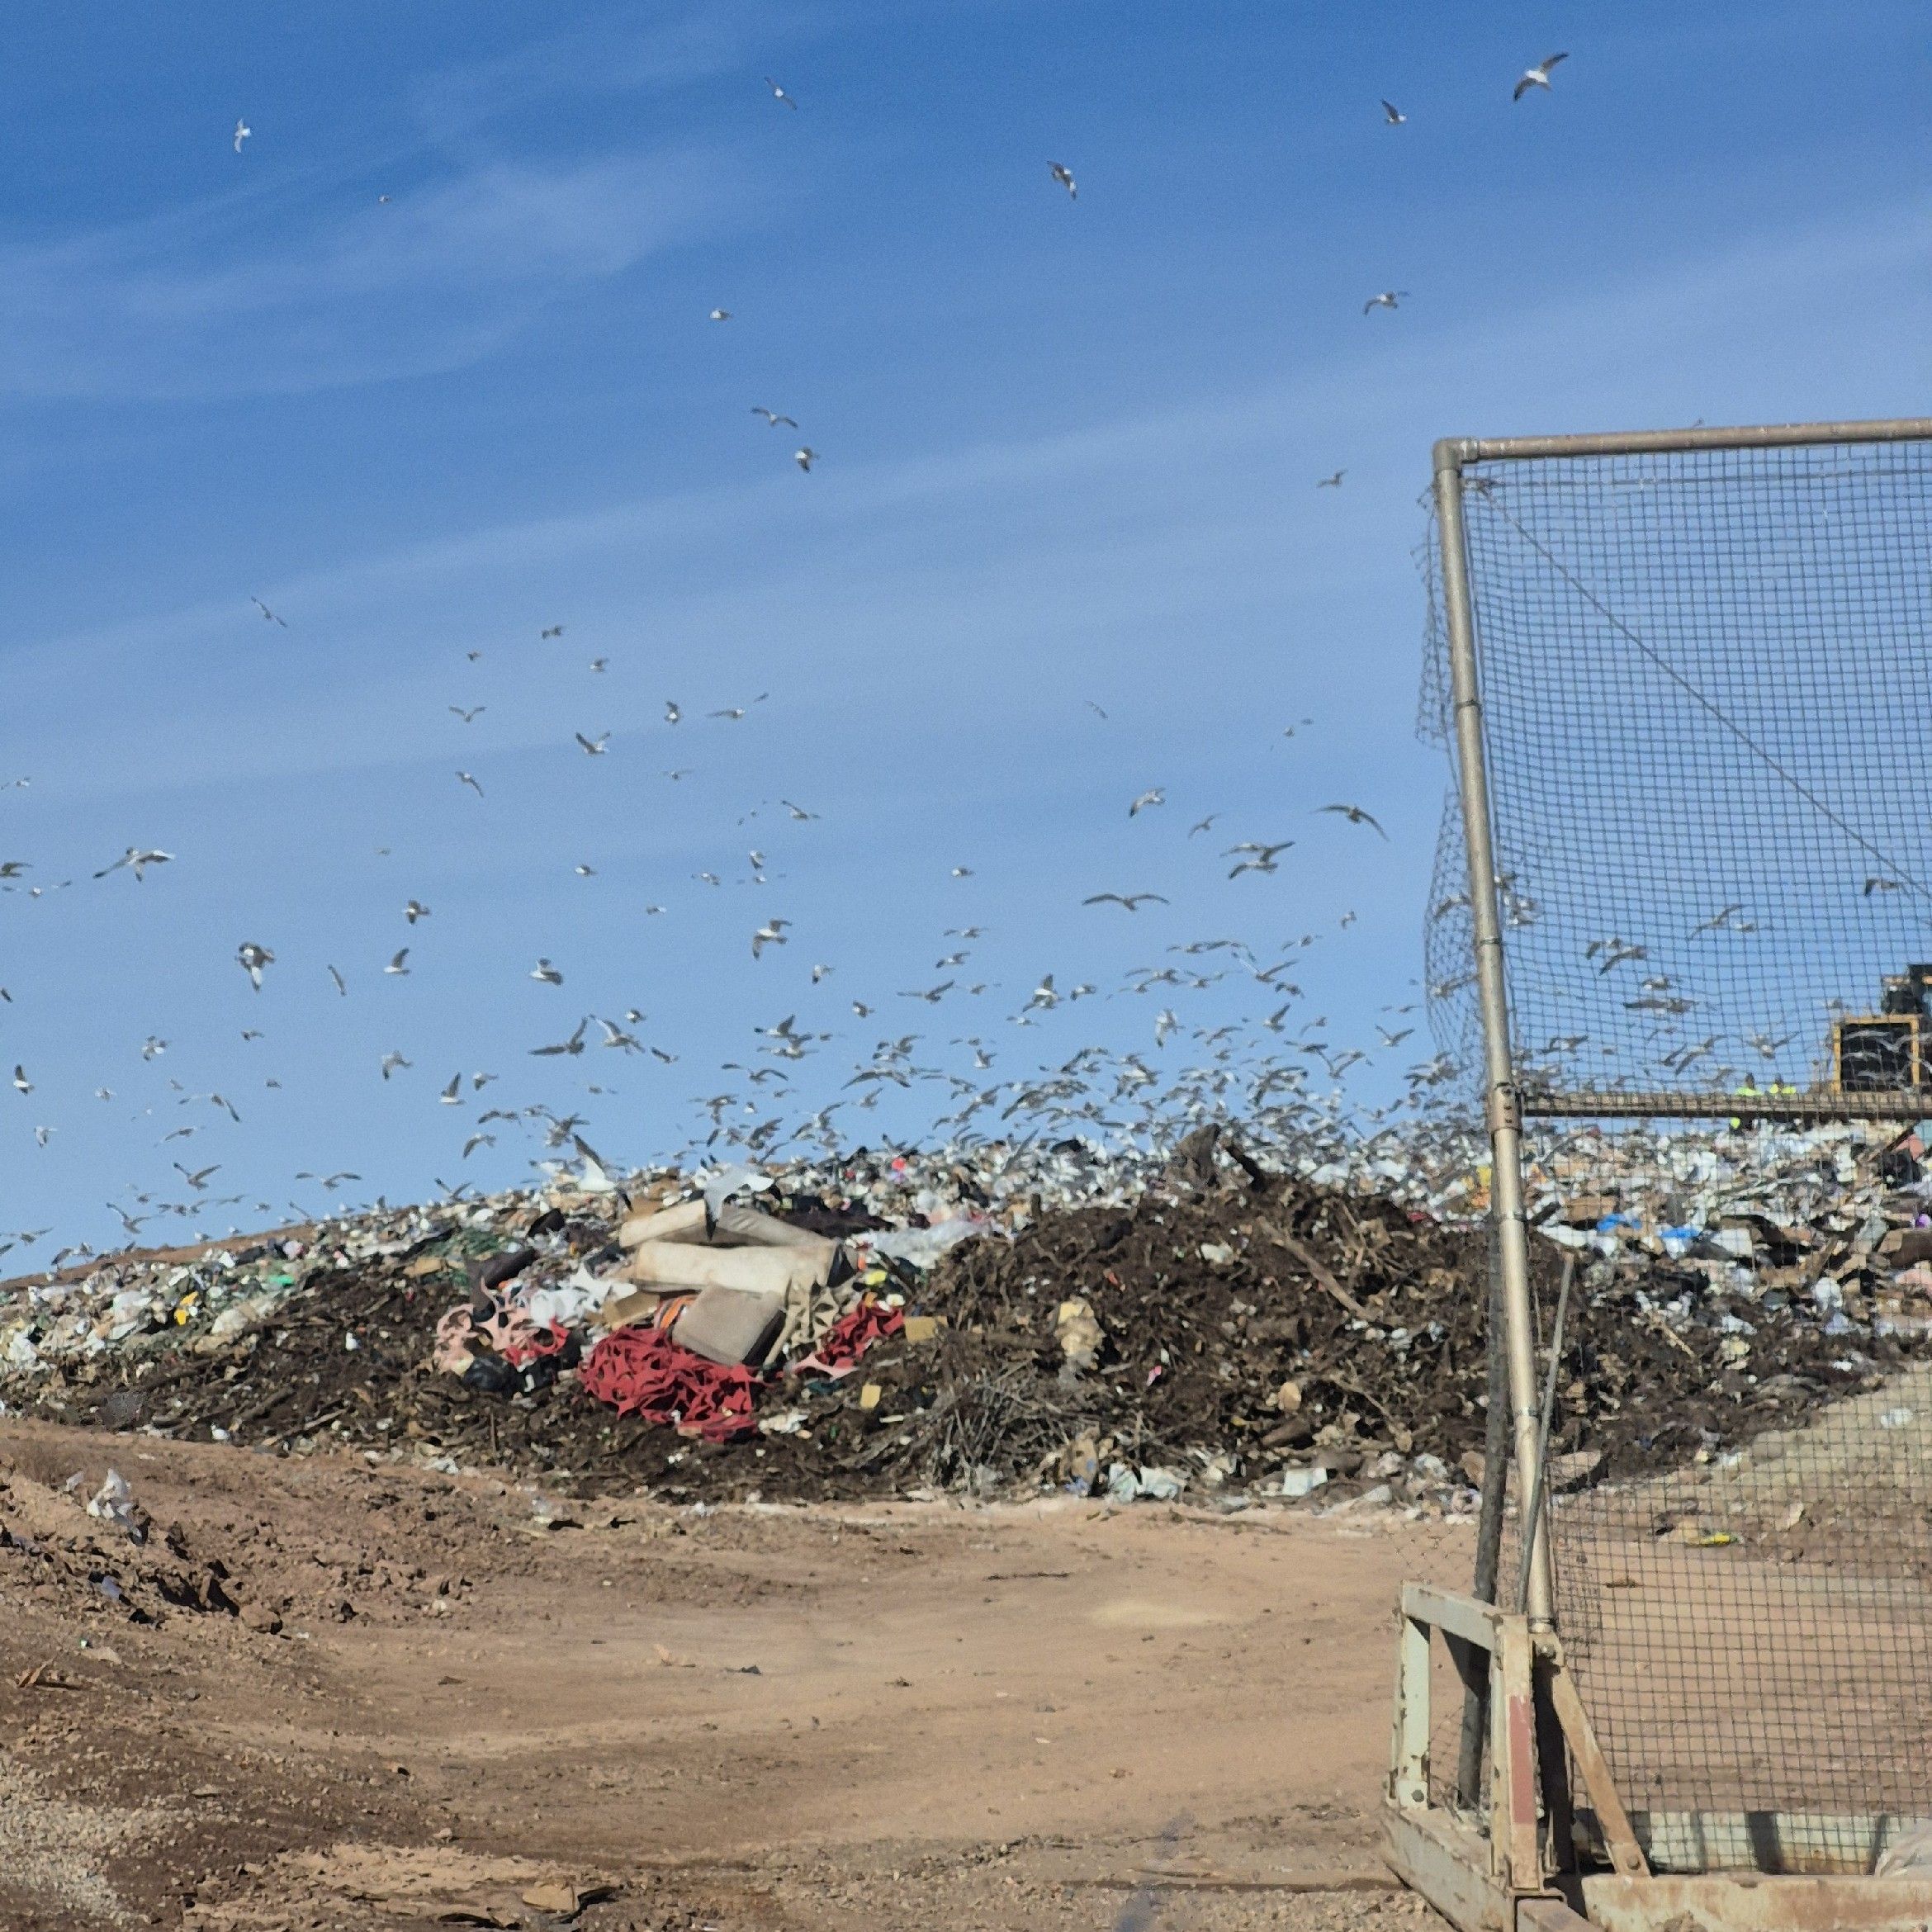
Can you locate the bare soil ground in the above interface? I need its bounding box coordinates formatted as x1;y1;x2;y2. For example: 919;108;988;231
0;1418;1459;1932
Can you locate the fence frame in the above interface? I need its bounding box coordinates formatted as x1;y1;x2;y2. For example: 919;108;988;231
1388;418;1932;1932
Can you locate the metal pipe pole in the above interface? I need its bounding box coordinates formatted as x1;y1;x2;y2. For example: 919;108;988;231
1442;415;1932;464
1432;438;1556;1631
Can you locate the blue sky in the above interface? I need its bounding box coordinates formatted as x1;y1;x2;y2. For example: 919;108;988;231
3;1;1929;1256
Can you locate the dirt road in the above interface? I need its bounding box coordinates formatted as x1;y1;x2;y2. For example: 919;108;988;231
0;1421;1461;1931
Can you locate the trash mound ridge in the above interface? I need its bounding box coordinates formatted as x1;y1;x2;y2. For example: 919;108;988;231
2;1134;1924;1511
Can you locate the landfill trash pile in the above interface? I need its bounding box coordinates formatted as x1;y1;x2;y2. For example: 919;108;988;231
0;1121;1928;1508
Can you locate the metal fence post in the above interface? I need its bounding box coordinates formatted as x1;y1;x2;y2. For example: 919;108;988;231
1432;438;1556;1632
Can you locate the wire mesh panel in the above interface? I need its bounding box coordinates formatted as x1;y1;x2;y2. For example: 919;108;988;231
1422;427;1932;1872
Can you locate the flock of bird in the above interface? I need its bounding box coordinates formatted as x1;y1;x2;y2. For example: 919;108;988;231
1;47;1587;1270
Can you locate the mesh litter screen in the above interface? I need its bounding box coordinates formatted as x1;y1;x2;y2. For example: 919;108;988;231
1420;429;1932;1873
1423;436;1932;1106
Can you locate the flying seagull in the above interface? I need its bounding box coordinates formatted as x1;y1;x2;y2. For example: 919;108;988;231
794;447;818;472
1513;52;1568;100
251;597;286;627
665;700;681;724
1129;788;1165;817
1083;893;1171;912
327;964;347;997
94;847;173;882
530;958;564;985
450;705;485;722
405;900;430;924
233;119;251;153
575;731;609;755
765;76;798;108
1225;840;1295;879
457;770;485;797
380;1051;410;1080
1363;290;1409;315
709;307;732;321
1317;470;1344;489
751;407;798;428
1050;162;1077;200
1689;903;1746;937
1319;803;1388;838
236;941;273;990
1380;99;1406;125
385;949;410;975
752;919;790;959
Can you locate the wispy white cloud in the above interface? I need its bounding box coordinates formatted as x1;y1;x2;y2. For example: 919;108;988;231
0;145;746;402
15;182;1932;800
405;2;786;143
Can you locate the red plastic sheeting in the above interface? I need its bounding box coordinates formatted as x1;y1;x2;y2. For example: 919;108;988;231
500;1322;571;1370
579;1327;758;1442
794;1297;904;1377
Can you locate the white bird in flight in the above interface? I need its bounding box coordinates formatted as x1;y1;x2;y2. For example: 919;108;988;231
708;307;732;322
251;596;286;627
794;447;818;472
1363;291;1408;315
752;407;798;428
575;731;610;755
531;959;565;985
94;847;173;883
1050;162;1077;200
1128;788;1165;817
751;919;790;959
765;76;798;108
1319;803;1388;838
1380;100;1406;125
1513;52;1568;101
385;949;410;975
233;119;251;154
1225;840;1295;879
236;941;273;991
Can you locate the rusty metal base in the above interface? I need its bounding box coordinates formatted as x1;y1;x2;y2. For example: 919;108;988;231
1380;1585;1932;1932
1580;1873;1932;1932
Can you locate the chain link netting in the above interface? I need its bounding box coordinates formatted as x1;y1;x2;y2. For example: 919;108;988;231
1418;433;1932;1873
